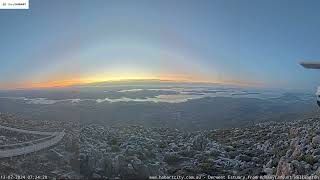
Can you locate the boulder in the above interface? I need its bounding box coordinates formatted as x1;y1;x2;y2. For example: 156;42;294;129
192;134;208;151
312;135;320;145
313;149;320;156
164;152;182;165
263;167;274;175
235;154;251;162
276;157;293;176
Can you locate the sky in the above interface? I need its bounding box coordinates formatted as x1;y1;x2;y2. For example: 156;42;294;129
1;0;320;90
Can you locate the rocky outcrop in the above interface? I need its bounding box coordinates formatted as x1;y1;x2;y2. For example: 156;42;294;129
80;116;320;178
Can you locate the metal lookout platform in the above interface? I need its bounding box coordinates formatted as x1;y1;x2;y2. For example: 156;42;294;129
0;124;65;158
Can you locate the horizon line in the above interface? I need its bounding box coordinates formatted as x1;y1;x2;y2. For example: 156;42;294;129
0;78;263;90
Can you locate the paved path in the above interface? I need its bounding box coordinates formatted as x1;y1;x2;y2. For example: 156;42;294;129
0;125;64;158
0;124;55;135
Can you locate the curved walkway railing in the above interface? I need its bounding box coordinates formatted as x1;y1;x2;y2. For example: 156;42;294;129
0;124;54;135
0;125;65;158
0;134;55;149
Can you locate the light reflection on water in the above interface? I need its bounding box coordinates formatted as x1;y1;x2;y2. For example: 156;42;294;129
96;90;282;103
0;87;287;104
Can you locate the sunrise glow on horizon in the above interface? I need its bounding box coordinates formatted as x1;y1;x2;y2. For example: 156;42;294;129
0;73;261;90
1;0;320;90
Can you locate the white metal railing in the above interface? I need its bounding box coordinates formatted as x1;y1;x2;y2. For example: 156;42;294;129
0;124;55;135
0;125;65;158
0;134;55;149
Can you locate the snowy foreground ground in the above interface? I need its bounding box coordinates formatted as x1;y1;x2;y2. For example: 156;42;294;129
80;116;320;179
2;113;320;179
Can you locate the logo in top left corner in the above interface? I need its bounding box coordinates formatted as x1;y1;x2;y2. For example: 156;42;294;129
0;0;29;9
